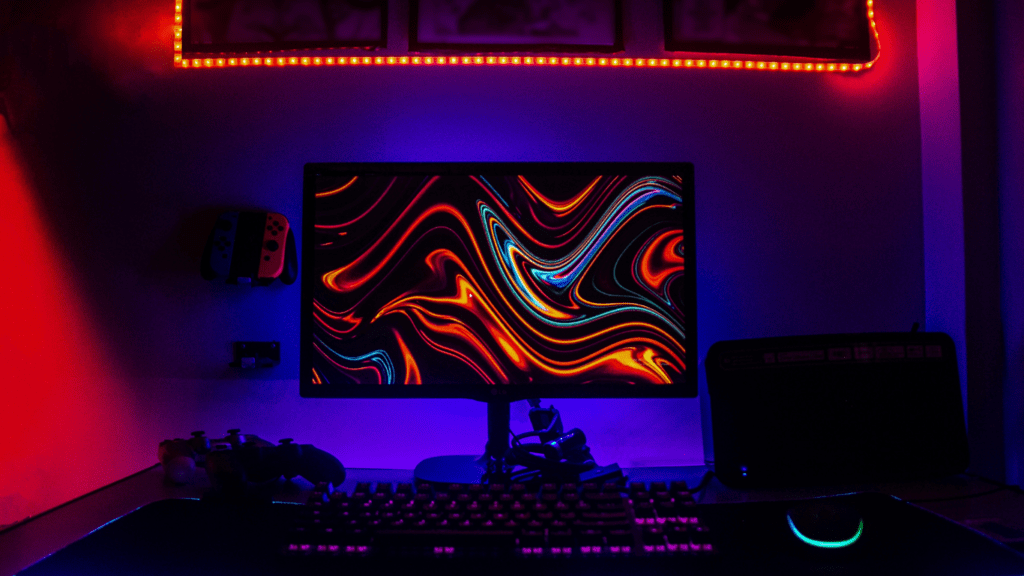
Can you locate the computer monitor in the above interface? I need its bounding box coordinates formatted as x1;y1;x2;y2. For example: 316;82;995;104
301;163;695;481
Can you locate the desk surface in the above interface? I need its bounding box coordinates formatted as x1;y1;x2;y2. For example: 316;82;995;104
3;465;1024;576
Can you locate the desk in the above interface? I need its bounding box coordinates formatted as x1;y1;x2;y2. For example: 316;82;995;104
2;465;1023;575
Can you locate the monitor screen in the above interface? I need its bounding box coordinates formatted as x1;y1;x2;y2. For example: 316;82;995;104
301;163;695;400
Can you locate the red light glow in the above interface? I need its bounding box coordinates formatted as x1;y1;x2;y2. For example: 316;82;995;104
0;120;141;527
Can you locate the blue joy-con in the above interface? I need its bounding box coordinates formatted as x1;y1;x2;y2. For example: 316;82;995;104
202;212;240;280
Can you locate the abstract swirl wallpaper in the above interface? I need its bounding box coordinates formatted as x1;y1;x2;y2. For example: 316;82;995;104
304;167;693;395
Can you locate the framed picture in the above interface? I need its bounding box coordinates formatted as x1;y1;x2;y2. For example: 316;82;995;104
411;0;623;53
183;0;387;55
664;0;871;61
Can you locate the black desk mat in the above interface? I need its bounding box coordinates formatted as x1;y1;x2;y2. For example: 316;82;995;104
18;492;1024;576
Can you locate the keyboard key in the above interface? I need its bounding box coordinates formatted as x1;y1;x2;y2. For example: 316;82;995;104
583;492;622;504
607;529;634;546
578;529;604;546
667;526;690;544
577;519;630;529
519;529;546;547
691;526;712;544
635;502;656;518
376;529;515;548
656;502;677;517
642;527;665;545
548;529;574;547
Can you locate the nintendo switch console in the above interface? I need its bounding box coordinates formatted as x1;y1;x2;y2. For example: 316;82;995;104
202;211;297;285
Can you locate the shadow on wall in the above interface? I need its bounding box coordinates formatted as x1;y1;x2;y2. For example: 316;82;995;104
3;3;187;371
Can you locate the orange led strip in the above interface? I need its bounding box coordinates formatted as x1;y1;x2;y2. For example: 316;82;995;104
174;0;880;73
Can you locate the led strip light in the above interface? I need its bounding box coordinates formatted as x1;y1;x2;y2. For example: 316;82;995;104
173;1;881;74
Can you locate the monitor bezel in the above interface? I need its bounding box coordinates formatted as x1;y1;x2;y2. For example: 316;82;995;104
300;162;696;401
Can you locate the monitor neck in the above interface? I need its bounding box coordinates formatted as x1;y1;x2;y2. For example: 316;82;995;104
412;398;512;485
485;399;511;461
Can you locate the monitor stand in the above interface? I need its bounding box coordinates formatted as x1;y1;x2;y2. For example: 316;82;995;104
413;400;511;485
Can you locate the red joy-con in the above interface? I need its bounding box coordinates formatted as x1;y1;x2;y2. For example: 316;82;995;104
258;213;290;280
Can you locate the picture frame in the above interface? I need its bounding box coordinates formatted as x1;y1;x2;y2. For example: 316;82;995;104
182;0;387;55
410;0;623;53
663;0;871;61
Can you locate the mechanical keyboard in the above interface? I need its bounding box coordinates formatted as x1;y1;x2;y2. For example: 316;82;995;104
284;480;713;559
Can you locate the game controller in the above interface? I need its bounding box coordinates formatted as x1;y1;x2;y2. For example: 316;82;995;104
158;429;273;484
201;211;297;285
204;438;347;494
200;211;240;281
158;430;344;490
258;213;291;281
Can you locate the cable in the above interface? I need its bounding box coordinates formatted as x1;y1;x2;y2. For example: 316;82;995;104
690;470;715;494
504;401;597;482
511;430;544;445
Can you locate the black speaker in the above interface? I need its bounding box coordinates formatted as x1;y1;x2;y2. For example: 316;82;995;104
705;332;968;488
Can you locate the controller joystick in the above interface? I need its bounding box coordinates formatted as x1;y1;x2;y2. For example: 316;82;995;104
158;438;198;484
189;430;211;453
225;428;243;446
